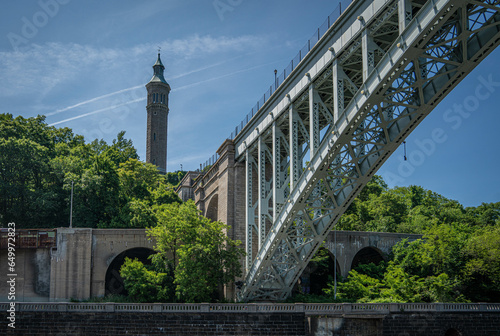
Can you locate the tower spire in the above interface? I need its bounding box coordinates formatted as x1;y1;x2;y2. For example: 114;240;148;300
150;51;168;84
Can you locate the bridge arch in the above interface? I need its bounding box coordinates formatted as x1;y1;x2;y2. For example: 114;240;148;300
205;194;219;222
350;246;386;271
105;247;156;296
299;247;341;295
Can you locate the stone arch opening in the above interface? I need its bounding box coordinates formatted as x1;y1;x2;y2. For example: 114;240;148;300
206;195;218;222
299;248;341;295
351;246;385;270
105;247;156;296
444;328;462;336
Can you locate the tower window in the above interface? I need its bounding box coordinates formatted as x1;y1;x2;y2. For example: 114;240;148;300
153;159;156;165
154;111;157;115
154;133;156;141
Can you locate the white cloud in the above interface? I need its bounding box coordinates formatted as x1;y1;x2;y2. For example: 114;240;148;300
0;34;265;100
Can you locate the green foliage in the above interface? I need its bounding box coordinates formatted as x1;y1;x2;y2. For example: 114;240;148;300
327;269;383;302
164;171;187;188
120;201;245;303
149;201;245;302
120;257;175;302
461;226;500;301
0;113;181;228
303;176;500;303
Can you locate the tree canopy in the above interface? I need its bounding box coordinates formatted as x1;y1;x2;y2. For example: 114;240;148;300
0;113;184;228
293;175;500;303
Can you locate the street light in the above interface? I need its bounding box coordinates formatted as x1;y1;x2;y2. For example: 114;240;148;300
69;181;74;228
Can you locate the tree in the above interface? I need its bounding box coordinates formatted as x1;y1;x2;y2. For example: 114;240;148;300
174;215;245;302
130;200;246;302
120;257;174;302
462;227;500;301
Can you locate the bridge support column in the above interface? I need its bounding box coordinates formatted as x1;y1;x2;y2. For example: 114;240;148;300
332;60;344;121
309;83;320;158
213;140;247;299
257;137;269;249
245;149;257;271
362;29;379;82
272;122;283;222
398;0;412;34
289;104;300;191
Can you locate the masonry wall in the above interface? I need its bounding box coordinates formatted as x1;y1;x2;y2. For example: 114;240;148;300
381;312;500;336
307;312;500;336
3;310;500;336
2;302;500;335
2;312;306;336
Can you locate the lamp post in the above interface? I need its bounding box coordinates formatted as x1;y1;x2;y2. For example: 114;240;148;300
69;181;74;228
334;225;337;299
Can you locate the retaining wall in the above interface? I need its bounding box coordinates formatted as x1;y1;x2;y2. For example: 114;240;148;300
1;302;499;335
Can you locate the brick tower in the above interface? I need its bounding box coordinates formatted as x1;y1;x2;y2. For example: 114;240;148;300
146;52;170;173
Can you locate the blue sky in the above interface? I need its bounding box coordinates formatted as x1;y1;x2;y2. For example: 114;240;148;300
0;0;499;207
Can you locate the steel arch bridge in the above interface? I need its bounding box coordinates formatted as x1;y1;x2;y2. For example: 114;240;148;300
209;0;500;302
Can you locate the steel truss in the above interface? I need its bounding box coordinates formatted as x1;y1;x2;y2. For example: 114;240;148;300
238;0;500;301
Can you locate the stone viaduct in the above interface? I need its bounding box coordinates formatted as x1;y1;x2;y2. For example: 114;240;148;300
0;227;420;302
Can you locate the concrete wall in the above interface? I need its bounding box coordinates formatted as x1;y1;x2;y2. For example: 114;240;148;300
0;249;51;302
48;228;155;301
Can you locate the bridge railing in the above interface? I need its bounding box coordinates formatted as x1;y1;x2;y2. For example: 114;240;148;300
199;0;353;170
2;302;499;314
228;0;355;141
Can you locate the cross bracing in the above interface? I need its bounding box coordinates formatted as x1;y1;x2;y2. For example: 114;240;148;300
236;0;500;301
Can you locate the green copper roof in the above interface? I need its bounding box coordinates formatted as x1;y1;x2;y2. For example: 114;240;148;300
149;53;168;84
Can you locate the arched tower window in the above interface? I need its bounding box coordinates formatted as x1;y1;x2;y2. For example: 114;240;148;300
153;133;156;141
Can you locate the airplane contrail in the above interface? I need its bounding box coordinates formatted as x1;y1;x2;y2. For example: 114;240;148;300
46;56;246;118
49;98;145;126
45;85;144;117
49;58;287;126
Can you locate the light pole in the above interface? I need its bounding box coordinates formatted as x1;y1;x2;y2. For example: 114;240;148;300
334;225;337;299
69;181;74;228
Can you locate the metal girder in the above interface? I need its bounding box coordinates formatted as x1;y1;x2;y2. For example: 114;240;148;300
238;0;500;301
245;150;257;271
258;137;272;250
